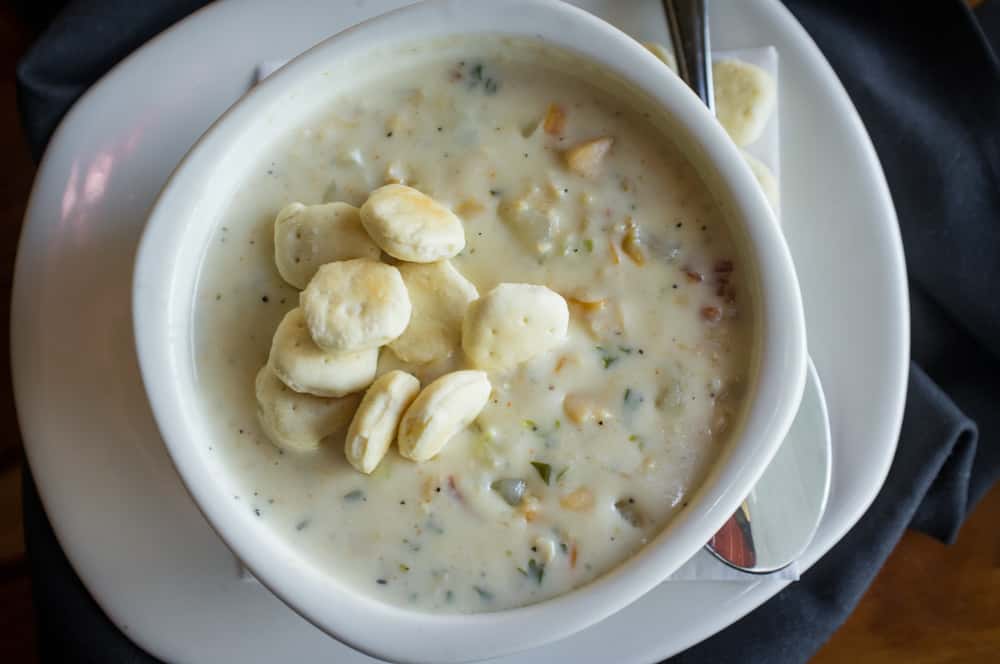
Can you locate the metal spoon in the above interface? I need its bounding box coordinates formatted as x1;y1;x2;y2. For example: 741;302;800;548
665;0;715;114
664;0;832;572
707;360;831;573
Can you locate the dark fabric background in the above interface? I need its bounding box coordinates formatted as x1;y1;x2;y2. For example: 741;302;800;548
15;0;1000;662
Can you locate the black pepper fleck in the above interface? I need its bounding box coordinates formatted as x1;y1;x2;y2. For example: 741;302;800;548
261;296;269;303
376;579;388;585
386;131;393;137
254;509;261;517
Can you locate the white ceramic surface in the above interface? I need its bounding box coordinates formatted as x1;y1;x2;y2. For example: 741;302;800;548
133;2;805;661
10;1;908;663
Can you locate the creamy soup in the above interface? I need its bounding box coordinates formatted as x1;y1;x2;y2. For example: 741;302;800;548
194;38;755;612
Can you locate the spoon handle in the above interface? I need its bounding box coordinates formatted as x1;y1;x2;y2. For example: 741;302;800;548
664;0;715;113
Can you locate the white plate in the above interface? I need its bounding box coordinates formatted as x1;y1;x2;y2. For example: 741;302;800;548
11;1;908;662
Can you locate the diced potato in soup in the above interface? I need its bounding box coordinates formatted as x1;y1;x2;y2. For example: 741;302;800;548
193;38;754;613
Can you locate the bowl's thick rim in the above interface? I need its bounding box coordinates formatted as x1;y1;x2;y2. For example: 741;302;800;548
132;0;807;662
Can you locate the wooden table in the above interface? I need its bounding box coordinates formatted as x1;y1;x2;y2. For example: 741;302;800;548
0;4;997;663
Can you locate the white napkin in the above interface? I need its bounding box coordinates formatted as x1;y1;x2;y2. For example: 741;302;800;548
245;45;793;584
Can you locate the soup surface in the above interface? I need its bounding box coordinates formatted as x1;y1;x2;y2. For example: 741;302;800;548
194;38;754;612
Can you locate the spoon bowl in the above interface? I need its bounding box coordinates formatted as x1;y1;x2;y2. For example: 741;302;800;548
706;359;832;573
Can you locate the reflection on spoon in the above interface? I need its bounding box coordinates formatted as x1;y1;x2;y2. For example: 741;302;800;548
707;502;756;569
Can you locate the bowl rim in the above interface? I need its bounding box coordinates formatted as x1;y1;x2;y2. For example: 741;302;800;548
133;0;807;662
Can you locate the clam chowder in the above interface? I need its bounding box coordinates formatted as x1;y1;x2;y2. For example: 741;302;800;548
193;38;755;612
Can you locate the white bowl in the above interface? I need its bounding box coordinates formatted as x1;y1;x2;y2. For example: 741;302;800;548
133;1;807;661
